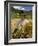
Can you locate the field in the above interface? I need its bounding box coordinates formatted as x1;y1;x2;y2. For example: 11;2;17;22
11;18;32;38
10;7;32;39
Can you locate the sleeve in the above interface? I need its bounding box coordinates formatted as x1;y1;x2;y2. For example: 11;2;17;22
16;19;21;28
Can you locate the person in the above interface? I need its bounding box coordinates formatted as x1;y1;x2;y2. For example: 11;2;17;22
13;11;26;33
13;11;30;38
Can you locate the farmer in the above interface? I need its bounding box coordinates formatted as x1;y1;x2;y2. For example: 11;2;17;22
13;11;26;33
13;11;30;38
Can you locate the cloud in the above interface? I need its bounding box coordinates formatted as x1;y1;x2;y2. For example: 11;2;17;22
13;6;32;11
13;6;21;10
13;6;25;11
21;8;25;10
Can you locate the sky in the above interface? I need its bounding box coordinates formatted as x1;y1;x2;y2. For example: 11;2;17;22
13;6;32;11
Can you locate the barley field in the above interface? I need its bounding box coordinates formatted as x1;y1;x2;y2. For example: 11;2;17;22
11;18;32;38
10;6;32;38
